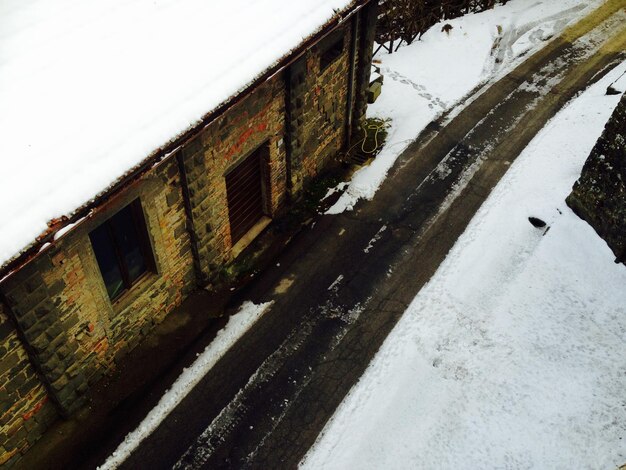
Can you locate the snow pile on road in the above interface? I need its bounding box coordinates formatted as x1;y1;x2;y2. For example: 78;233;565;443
302;63;626;469
99;301;272;470
0;0;353;268
327;0;603;214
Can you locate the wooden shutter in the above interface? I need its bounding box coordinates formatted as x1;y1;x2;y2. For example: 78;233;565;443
225;149;265;244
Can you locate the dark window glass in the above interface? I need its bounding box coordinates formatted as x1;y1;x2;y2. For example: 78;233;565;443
110;206;147;283
90;224;125;299
320;35;344;71
89;200;154;300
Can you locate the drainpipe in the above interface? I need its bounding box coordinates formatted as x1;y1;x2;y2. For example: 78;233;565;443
175;151;206;286
344;11;360;150
284;66;295;203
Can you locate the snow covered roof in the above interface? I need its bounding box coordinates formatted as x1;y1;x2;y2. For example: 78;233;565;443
0;0;361;274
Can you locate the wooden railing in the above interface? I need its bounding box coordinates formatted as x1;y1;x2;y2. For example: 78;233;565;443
375;0;507;55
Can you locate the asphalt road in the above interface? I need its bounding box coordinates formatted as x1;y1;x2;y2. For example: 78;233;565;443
117;3;626;469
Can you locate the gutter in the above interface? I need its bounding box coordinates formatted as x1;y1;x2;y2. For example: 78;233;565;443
0;0;372;286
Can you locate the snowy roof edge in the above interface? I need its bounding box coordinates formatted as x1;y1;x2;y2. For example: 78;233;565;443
0;0;368;285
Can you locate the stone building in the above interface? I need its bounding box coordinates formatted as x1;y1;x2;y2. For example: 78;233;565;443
0;0;377;464
567;93;626;262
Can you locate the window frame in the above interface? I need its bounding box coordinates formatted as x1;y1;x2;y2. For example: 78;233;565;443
224;142;272;246
89;199;156;302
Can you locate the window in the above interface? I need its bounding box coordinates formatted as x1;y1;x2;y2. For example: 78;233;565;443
225;144;269;245
320;34;344;71
89;199;155;301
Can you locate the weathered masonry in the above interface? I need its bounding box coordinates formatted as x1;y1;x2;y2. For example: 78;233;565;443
567;93;626;263
0;1;377;464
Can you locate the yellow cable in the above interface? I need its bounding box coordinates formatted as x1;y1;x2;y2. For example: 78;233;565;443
361;121;386;154
340;119;388;161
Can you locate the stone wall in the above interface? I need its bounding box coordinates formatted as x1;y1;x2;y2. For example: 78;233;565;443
180;76;289;283
567;93;626;261
1;255;88;418
0;302;56;466
0;157;195;458
285;3;377;194
287;24;352;195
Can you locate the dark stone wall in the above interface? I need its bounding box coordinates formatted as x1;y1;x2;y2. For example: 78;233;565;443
0;301;57;466
180;76;288;284
567;93;626;261
1;257;88;418
284;5;377;195
0;157;196;463
286;24;353;195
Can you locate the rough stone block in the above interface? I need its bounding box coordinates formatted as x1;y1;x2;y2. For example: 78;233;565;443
33;304;52;321
47;365;66;383
64;364;81;380
0;352;19;376
55;387;76;408
29;334;49;355
16;312;37;331
166;161;179;179
56;345;71;361
22;322;45;343
568;94;626;262
5;373;25;394
15;287;47;317
44;324;63;343
50;374;69;392
47;280;66;297
17;379;37;397
39;358;60;375
166;190;181;207
23;275;44;295
61;314;80;332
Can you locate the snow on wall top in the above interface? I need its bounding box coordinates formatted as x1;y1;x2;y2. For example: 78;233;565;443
0;0;355;270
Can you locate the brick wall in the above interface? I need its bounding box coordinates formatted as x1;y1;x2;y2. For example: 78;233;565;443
1;254;88;418
0;302;56;466
567;94;626;262
287;25;352;195
0;157;195;457
181;76;288;283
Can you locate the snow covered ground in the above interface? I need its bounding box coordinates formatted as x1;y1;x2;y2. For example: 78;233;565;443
301;58;626;470
327;0;604;214
99;301;272;470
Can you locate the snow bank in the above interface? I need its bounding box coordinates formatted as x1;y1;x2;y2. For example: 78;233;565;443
302;61;626;470
0;0;353;267
327;0;602;214
99;300;272;469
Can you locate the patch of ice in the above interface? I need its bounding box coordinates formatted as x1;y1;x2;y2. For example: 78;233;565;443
363;225;387;253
